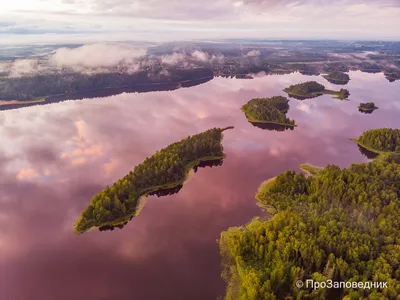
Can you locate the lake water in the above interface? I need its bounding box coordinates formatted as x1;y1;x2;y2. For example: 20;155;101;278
1;71;399;300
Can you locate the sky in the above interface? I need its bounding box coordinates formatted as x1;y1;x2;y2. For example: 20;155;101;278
0;0;399;44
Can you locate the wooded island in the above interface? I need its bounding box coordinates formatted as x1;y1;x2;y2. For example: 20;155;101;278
358;102;379;113
74;126;233;233
219;155;400;299
241;96;296;127
283;81;350;100
350;128;400;154
322;71;350;85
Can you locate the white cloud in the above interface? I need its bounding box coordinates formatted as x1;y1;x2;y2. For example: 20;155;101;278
211;54;225;63
0;0;399;44
160;50;214;65
297;102;311;113
160;52;186;65
49;43;146;69
60;120;105;168
2;45;221;77
0;62;11;74
8;59;51;77
233;1;244;7
246;49;260;57
3;43;148;76
191;50;209;62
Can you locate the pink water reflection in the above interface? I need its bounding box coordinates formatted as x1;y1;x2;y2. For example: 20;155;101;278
0;71;399;300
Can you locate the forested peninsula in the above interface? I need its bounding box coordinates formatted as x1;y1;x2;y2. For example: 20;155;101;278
0;68;213;104
350;128;400;154
74;126;233;234
358;102;378;113
322;71;350;85
241;96;296;127
283;81;350;100
219;155;400;299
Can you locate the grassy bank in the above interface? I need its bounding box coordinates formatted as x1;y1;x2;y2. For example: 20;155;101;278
299;163;324;176
349;138;389;155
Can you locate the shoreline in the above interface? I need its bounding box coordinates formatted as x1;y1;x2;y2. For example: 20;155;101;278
241;108;296;127
299;163;323;177
358;106;378;112
283;88;349;100
77;154;226;233
249;119;296;127
283;89;323;99
255;177;278;215
349;138;390;155
322;75;350;84
0;76;214;111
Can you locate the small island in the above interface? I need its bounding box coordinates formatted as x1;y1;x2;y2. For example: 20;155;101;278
219;157;400;299
322;71;350;85
358;102;379;113
241;96;296;128
283;81;350;100
384;69;400;82
350;128;400;155
74;126;233;234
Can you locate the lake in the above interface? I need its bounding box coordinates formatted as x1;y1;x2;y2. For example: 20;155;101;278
0;71;399;300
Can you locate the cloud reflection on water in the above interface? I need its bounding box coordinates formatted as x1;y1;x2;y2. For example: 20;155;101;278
0;71;399;300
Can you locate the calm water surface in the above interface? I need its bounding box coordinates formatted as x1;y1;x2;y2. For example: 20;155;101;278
0;71;399;300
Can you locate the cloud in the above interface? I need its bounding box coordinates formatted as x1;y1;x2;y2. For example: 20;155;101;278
103;158;118;175
160;52;186;65
296;102;312;113
71;145;104;157
71;157;86;166
60;0;398;24
160;50;213;66
60;120;105;165
211;54;225;63
238;0;400;8
2;46;218;78
191;50;210;62
1;0;399;49
0;62;10;74
2;4;400;45
3;43;149;76
4;45;219;77
49;43;146;69
86;0;238;20
246;49;260;57
16;168;39;180
8;59;49;77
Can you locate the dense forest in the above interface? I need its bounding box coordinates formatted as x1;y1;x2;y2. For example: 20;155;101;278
322;71;350;84
241;96;296;127
74;127;233;233
283;81;349;100
354;128;400;153
219;155;400;299
0;68;214;101
283;81;325;97
359;102;378;112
